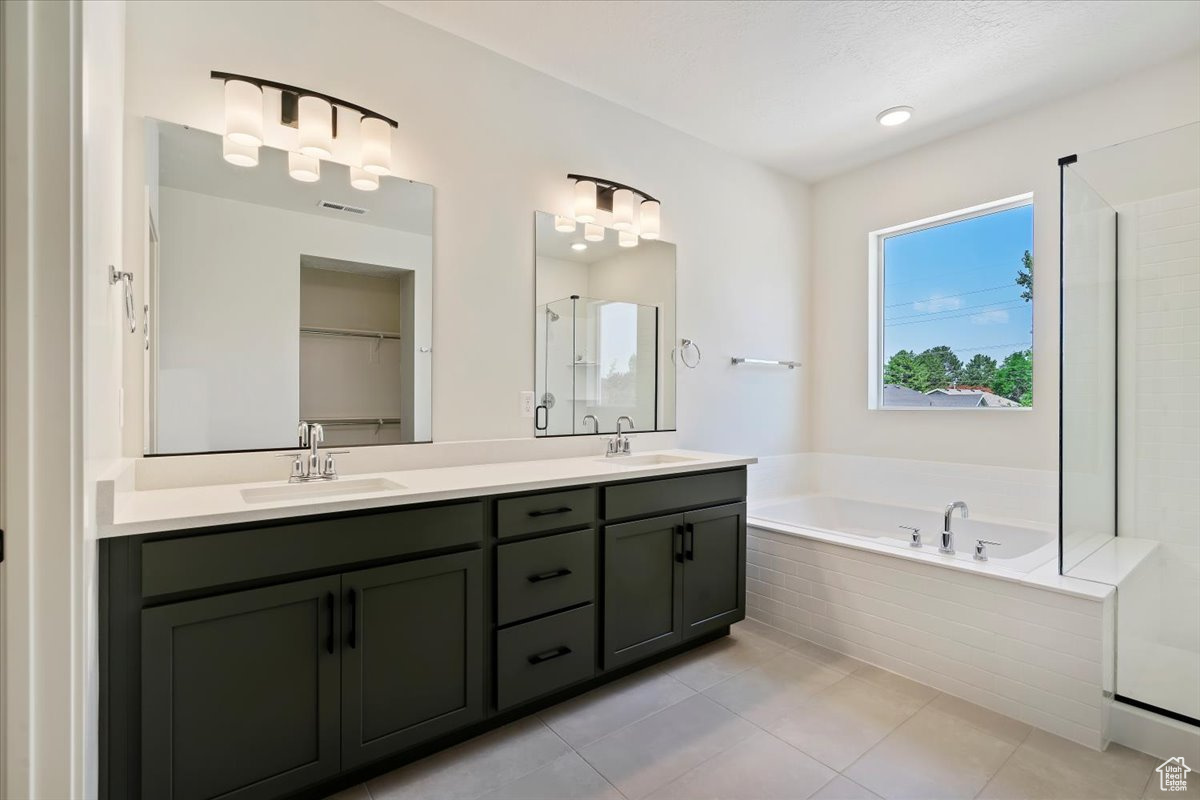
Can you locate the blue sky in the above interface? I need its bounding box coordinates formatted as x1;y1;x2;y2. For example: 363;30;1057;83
884;204;1034;364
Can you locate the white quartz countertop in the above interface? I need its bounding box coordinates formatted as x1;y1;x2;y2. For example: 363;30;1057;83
98;449;756;538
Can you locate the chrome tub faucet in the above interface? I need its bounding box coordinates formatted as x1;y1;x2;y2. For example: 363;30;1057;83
942;500;968;554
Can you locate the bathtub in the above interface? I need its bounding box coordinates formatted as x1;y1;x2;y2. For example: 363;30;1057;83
749;494;1057;575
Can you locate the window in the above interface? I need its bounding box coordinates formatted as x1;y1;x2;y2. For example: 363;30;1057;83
868;194;1034;409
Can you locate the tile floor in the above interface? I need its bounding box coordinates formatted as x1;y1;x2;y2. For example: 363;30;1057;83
328;620;1191;800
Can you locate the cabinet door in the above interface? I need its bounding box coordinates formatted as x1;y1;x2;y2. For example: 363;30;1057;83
341;550;483;768
141;576;341;800
682;503;747;639
602;513;684;669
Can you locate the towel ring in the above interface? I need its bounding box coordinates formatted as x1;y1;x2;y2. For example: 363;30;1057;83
679;338;701;369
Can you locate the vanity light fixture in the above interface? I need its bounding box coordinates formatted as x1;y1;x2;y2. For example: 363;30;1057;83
554;215;577;232
571;242;588;251
212;71;399;187
876;105;913;127
349;166;379;191
222;137;259;167
288;151;320;182
566;174;660;245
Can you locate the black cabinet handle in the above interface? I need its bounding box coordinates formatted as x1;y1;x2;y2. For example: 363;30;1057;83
528;506;572;518
685;522;695;561
528;645;572;665
674;524;685;563
324;592;335;655
528;568;572;583
347;587;358;649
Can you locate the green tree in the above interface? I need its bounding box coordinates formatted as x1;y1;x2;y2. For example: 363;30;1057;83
959;354;998;389
993;349;1033;406
883;349;919;388
916;345;962;390
1016;250;1033;302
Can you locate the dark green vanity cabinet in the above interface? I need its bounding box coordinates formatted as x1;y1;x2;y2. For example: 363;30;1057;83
101;466;746;800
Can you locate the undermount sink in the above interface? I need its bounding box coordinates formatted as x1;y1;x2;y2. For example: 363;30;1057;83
241;477;405;504
596;454;700;467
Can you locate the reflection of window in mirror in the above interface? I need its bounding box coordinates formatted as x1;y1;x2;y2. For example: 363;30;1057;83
598;302;637;409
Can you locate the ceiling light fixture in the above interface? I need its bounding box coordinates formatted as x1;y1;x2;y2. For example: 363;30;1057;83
566;174;660;247
571;242;588;251
212;71;399;185
876;106;913;127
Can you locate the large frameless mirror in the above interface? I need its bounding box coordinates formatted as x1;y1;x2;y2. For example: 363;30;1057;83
143;119;433;454
533;211;676;436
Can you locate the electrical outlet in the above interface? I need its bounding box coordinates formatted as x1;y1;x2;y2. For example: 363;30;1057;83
519;391;536;418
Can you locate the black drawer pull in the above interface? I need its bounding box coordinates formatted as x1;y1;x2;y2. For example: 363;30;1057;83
528;568;572;583
347;587;358;649
674;524;685;563
528;645;572;665
528;506;572;518
324;592;335;655
685;522;696;561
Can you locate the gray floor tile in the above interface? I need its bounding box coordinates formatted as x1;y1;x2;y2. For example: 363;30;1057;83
927;694;1031;747
367;717;569;800
767;675;928;771
811;775;884;800
849;665;939;707
979;729;1158;800
478;751;624;800
731;618;805;650
659;627;784;691
702;649;846;726
579;693;758;800
844;705;1018;800
644;730;836;800
540;667;696;749
789;638;864;675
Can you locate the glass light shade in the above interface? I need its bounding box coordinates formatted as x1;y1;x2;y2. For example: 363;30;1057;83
554;215;576;233
639;200;661;240
350;166;379;191
574;180;598;223
618;230;638;248
298;95;334;159
222;137;259;167
288;151;320;182
224;79;263;147
584;223;604;242
360;116;392;176
611;188;635;231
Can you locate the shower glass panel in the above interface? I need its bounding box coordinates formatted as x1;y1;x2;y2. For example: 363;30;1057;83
1060;122;1200;724
534;296;659;436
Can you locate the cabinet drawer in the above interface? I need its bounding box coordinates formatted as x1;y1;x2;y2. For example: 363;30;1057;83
496;488;595;539
497;529;595;625
142;501;483;597
602;469;745;521
496;605;595;710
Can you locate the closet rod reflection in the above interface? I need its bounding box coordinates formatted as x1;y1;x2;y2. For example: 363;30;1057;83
301;326;404;341
304;417;404;426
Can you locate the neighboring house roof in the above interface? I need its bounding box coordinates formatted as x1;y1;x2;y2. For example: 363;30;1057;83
883;384;1021;408
928;388;1022;408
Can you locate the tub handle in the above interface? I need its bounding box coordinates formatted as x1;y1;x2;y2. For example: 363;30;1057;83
899;525;922;547
974;539;1002;561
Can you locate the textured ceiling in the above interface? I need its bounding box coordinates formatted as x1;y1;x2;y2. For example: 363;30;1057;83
381;0;1200;181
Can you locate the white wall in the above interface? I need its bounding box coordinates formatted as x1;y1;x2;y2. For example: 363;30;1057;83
155;186;431;452
809;51;1200;470
121;0;811;457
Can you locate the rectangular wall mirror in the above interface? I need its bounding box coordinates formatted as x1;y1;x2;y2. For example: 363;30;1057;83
533;211;676;436
143;119;433;454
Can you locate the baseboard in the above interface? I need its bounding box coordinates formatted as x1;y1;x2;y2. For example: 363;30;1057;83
1108;699;1200;763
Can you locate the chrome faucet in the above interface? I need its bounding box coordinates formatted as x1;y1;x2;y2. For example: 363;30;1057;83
942;501;968;554
582;414;599;434
607;416;634;457
281;421;347;482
